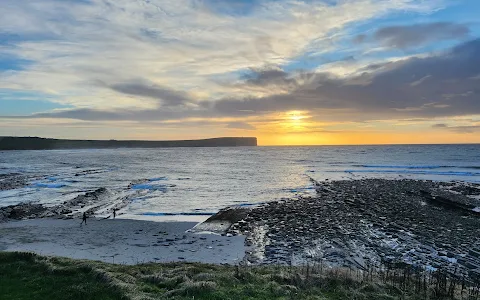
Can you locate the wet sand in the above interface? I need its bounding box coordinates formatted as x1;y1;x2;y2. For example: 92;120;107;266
0;218;245;265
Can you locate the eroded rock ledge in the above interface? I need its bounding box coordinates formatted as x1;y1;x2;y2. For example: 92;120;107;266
205;179;480;281
0;187;127;223
0;173;27;191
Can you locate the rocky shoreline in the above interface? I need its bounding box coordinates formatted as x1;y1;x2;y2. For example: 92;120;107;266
2;177;480;281
0;173;27;191
211;179;480;281
0;176;170;223
0;186;128;223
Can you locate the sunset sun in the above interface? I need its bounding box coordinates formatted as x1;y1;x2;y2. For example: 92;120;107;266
287;111;306;122
289;114;302;121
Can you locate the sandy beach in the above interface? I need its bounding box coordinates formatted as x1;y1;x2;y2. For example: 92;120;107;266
0;218;245;265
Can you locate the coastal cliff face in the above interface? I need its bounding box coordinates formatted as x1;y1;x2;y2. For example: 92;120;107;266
0;136;257;150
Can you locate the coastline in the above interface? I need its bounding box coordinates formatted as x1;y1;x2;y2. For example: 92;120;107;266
221;178;480;280
1;178;480;283
0;136;258;150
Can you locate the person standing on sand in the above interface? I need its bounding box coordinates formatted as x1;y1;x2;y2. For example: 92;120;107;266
113;208;117;219
80;212;87;225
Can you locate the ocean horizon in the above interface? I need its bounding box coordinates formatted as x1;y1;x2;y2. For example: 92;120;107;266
1;144;479;220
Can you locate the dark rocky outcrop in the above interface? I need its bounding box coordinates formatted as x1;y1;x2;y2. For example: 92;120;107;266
190;207;250;235
0;203;48;222
0;187;110;222
216;179;480;280
204;207;250;224
63;187;108;207
420;189;479;214
0;174;27;191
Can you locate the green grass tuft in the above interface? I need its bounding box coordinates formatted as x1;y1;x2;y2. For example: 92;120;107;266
0;252;125;300
1;251;478;300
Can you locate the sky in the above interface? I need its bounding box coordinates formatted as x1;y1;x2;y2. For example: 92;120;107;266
1;0;480;145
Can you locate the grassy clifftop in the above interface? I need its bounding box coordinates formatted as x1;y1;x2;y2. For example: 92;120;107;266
2;252;477;300
0;136;257;150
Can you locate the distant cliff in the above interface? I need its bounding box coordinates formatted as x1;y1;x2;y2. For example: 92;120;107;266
0;136;257;150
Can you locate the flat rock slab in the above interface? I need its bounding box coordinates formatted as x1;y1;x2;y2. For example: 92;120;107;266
229;179;480;279
0;218;245;265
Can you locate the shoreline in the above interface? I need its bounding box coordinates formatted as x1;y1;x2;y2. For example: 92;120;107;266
0;218;244;265
1;178;480;281
222;178;480;280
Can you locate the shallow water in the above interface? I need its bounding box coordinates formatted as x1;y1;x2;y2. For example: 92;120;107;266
1;144;479;219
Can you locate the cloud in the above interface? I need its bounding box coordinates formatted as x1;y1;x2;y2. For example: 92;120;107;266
7;38;480;123
226;121;256;130
242;67;293;87
108;81;192;107
0;0;437;109
4;0;480;144
431;123;480;133
449;126;480;133
355;22;470;49
212;38;480;120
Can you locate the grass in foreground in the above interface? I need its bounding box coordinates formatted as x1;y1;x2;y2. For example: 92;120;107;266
1;252;478;300
0;252;124;300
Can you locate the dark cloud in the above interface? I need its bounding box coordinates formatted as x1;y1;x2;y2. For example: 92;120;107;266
357;61;392;72
355;22;470;49
27;107;208;122
449;126;480;133
8;39;480;123
31;108;128;121
109;81;191;107
226;121;255;130
241;67;297;87
431;123;480;133
213;38;480;119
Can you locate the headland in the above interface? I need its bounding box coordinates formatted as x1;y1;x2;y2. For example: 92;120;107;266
0;136;257;150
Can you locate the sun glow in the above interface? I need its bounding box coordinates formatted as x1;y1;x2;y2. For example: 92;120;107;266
285;111;309;130
287;111;306;121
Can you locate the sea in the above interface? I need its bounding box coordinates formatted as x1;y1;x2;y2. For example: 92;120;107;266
1;144;479;220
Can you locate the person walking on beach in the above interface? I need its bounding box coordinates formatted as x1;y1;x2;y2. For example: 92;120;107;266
113;208;117;219
80;212;87;225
